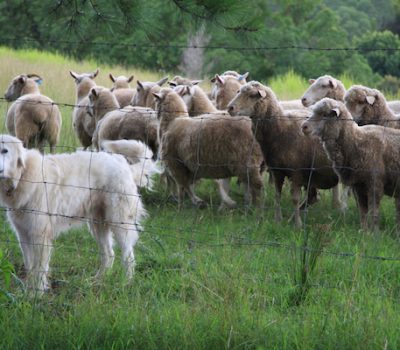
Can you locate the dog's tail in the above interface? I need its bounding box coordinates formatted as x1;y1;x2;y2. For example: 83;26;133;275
101;139;161;190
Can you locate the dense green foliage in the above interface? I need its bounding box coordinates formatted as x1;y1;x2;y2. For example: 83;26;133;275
0;0;399;88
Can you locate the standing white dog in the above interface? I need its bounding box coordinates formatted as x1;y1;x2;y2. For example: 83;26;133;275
0;134;148;294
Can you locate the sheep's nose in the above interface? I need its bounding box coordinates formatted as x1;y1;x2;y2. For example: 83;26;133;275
301;97;307;106
301;123;309;134
227;105;234;115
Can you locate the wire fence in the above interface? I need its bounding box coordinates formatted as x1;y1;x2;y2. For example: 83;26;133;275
1;40;400;298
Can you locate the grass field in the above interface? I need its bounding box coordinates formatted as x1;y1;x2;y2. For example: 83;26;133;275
1;47;400;349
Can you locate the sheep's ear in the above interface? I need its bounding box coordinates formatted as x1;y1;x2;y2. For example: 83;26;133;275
168;81;177;87
216;74;224;85
92;68;99;79
238;72;249;81
191;80;202;85
210;76;216;83
137;80;144;89
90;88;99;99
152;92;162;100
308;79;315;85
366;95;376;105
328;79;337;89
157;77;169;86
18;76;26;84
69;71;78;80
109;73;116;82
258;89;267;98
174;86;185;96
127;75;134;83
330;108;341;118
35;78;43;85
17;156;25;169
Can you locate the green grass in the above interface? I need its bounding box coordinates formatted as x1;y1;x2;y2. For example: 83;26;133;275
0;47;400;349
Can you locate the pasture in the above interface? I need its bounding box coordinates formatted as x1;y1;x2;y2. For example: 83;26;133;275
0;47;400;349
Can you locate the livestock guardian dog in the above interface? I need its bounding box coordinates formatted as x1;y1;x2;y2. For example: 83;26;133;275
0;135;147;294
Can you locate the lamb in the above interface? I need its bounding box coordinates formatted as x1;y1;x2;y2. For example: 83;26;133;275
4;74;62;153
69;69;99;149
344;85;400;128
88;87;159;159
301;98;400;231
302;75;400;114
227;81;339;227
0;134;147;294
154;88;264;209
131;77;169;109
109;73;136;108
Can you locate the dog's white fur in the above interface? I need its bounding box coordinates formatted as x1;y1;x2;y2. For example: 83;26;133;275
100;139;161;190
0;134;147;294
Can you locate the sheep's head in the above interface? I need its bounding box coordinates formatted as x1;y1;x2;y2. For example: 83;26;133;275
302;98;352;140
87;86;118;121
227;81;275;118
69;68;99;85
344;85;384;126
152;88;188;119
109;73;134;91
301;75;344;107
168;76;201;87
132;77;168;107
173;85;195;110
4;74;42;101
0;135;26;196
212;72;249;109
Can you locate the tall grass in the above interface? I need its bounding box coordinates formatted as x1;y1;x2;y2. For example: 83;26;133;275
0;47;400;349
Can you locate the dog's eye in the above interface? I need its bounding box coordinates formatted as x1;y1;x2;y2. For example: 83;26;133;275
1;149;8;154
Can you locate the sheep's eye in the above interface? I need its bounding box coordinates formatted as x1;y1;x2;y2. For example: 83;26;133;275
1;149;8;154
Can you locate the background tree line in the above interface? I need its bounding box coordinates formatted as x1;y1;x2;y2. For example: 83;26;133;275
0;0;399;91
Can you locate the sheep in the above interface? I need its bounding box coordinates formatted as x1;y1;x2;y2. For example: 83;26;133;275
88;87;159;159
4;74;62;153
154;88;264;209
302;75;400;114
109;73;136;108
69;69;99;149
168;75;201;87
344;85;400;128
227;81;339;227
301;98;400;231
214;73;305;111
131;77;169;109
0;134;147;294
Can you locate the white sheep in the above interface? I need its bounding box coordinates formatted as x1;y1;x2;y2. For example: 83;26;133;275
69;69;99;149
4;74;62;153
0;134;147;294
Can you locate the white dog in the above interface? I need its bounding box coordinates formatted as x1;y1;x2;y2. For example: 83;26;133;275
0;134;148;294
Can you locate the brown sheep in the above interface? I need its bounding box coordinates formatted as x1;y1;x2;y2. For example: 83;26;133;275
154;87;264;209
109;73;136;108
131;77;169;109
227;81;339;227
88;87;159;159
168;75;202;87
69;69;99;149
344;85;400;128
302;98;400;231
4;74;61;153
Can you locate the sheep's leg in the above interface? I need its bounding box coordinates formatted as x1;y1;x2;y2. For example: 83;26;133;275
291;183;302;229
367;187;382;232
89;223;115;278
187;183;206;208
18;231;34;272
216;179;237;210
353;187;368;230
113;227;139;279
272;173;284;222
248;171;264;207
299;186;319;210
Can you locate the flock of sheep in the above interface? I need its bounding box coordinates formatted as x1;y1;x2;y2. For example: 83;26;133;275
2;68;400;294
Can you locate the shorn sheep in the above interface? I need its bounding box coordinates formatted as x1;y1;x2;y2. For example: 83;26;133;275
132;77;169;109
88;87;159;159
228;81;339;227
154;88;264;209
4;74;62;153
69;69;99;149
0;134;147;294
109;73;135;108
302;75;400;113
301;98;400;231
344;85;400;128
